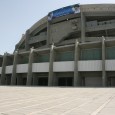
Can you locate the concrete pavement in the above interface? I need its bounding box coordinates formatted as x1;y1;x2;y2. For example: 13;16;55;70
0;87;115;115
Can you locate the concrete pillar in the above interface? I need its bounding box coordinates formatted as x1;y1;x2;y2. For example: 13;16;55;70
74;40;80;86
26;48;34;86
81;12;86;43
102;36;107;87
25;29;30;50
11;51;18;85
1;53;7;85
48;44;55;86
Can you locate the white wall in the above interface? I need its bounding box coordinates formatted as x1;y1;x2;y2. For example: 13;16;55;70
106;60;115;71
17;64;28;73
53;61;74;72
78;60;102;71
5;65;13;74
0;67;2;74
32;61;102;72
13;60;115;74
32;63;49;72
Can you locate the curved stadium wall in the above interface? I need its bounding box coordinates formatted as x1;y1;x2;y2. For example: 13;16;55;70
0;4;115;87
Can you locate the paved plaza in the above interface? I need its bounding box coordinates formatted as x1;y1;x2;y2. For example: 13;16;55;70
0;87;115;115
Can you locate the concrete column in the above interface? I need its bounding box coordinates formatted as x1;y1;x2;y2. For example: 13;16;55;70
26;48;34;86
74;40;80;86
25;29;30;50
0;53;7;85
48;44;55;86
102;36;107;87
11;51;18;85
81;12;86;43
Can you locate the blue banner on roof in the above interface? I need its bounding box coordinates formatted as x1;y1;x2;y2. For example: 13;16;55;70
48;4;80;21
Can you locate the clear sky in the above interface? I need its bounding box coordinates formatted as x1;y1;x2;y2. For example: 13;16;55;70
0;0;115;55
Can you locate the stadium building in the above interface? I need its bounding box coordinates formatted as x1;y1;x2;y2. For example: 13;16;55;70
0;4;115;87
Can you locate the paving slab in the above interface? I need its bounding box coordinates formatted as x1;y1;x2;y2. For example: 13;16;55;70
0;86;115;115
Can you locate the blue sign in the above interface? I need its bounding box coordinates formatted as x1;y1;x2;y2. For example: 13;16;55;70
48;4;80;21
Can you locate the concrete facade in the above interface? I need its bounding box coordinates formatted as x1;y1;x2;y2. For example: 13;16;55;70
1;4;115;87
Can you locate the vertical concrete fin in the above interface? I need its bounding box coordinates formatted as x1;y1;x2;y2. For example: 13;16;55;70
81;12;86;43
1;53;7;85
25;29;30;50
74;40;80;86
26;48;34;86
102;36;106;87
11;51;18;85
47;21;51;46
48;44;55;86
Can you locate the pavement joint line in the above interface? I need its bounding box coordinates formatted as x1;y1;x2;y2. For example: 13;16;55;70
0;88;115;114
27;98;90;115
91;95;115;115
60;94;110;115
60;100;92;115
0;96;32;103
0;90;72;102
0;93;70;107
0;93;49;101
1;93;73;113
3;97;86;114
0;96;56;107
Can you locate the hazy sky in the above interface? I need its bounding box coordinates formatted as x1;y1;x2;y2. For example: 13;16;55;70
0;0;115;55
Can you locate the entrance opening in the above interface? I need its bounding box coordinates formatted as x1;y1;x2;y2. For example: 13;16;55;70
80;72;102;87
6;75;11;85
17;75;27;86
0;75;1;81
38;77;48;86
84;77;102;87
58;77;73;86
108;77;115;87
23;78;27;85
